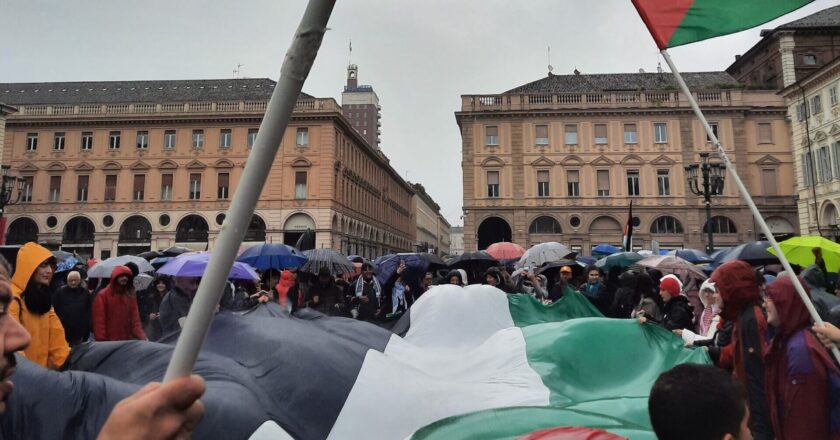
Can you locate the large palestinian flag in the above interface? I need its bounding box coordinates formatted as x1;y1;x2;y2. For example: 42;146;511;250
632;0;815;49
1;286;708;439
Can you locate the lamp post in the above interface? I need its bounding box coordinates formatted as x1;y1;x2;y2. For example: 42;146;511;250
0;165;25;245
685;153;726;254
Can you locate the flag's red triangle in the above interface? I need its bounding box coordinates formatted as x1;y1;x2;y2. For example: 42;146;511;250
631;0;695;49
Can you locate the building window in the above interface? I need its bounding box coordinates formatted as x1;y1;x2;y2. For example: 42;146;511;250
564;124;578;145
53;132;65;151
133;174;145;201
247;128;258;148
20;176;33;203
296;127;309;147
803;54;817;65
295;171;307;199
703;216;737;234
535;125;549;146
596;169;610;197
189;173;202;200
626;169;640;196
594;123;608;145
485;126;499;146
217;172;229;199
818;146;832;182
651;216;684;234
831;86;838;106
762;169;777;196
220;129;232;149
706;123;719;143
104;175;117;201
161;173;173;201
567;170;580;197
25;133;38;151
657;169;671;196
529;216;561;234
487;171;500;198
77;175;89;202
192;129;204;149
164;130;177;149
108;131;121;149
654;123;667;144
81;132;93;151
812;95;823;115
757;122;772;144
537;170;550;197
833;142;840;181
136;131;149;149
623;123;638;144
49;176;61;202
802;152;813;187
796;102;807;121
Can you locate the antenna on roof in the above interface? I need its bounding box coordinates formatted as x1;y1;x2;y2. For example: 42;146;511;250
348;38;353;66
233;64;245;79
547;45;554;75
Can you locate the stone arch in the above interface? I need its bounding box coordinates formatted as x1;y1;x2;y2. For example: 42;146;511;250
283;212;316;247
650;215;685;234
244;214;266;242
477;216;512;250
529;216;562;234
176;214;209;243
6;217;39;245
702;215;738;234
118;215;153;255
62;216;96;258
821;201;839;229
588;215;622;233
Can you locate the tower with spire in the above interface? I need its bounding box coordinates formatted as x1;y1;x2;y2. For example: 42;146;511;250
341;57;381;149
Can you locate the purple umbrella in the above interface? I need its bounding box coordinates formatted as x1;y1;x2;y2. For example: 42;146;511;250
158;252;259;281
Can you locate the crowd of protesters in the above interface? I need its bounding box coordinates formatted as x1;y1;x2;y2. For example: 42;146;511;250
5;239;840;439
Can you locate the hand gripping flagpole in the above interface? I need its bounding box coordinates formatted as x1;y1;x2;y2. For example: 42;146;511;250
661;49;840;364
164;0;337;382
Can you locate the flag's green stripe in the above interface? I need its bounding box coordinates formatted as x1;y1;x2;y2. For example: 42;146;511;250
668;0;814;48
507;290;603;328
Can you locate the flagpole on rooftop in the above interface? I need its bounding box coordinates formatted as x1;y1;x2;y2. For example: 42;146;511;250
660;49;840;364
163;0;337;382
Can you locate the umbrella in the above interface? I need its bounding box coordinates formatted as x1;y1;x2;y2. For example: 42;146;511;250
88;255;155;279
52;250;76;263
536;259;584;279
157;252;259;281
592;244;622;256
668;249;713;264
634;255;707;280
718;241;779;267
134;273;154;291
446;252;499;285
576;256;598;266
150;256;173;269
56;256;80;273
596;252;644;271
517;242;575;268
161;246;193;257
769;236;840;272
137;251;163;261
295;229;316;252
300;249;356;276
236;243;307;271
376;253;447;285
485;242;526;260
346;255;365;263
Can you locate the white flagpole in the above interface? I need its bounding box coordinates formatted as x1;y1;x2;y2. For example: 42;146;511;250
164;0;337;382
660;49;840;363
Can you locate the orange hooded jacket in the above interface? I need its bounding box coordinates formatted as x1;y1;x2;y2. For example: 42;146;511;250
9;242;70;369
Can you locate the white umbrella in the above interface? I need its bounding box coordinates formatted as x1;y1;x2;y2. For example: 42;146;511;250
133;273;155;291
88;255;155;279
516;242;574;268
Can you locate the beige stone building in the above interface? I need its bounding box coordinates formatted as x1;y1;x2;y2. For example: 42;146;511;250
0;103;16;164
0;79;415;259
411;183;451;256
781;55;840;238
456;72;798;255
449;226;464;256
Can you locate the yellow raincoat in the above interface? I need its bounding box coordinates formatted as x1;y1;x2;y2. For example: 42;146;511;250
9;242;69;368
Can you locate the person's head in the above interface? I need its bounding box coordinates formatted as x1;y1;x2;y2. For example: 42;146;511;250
649;364;751;440
659;274;683;302
709;260;761;321
698;279;717;310
66;271;82;288
764;275;812;335
585;265;600;284
123;262;140;278
560;266;573;283
317;266;332;283
422;272;433;287
361;262;374;281
174;276;199;297
11;242;56;295
155;277;168;293
0;255;32;414
485;268;501;286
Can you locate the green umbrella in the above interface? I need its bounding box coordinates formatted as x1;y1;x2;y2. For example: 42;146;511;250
768;236;840;272
595;252;643;271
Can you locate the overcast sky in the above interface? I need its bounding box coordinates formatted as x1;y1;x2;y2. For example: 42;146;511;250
1;0;835;226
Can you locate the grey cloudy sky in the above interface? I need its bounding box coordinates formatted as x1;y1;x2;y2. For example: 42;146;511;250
1;0;835;226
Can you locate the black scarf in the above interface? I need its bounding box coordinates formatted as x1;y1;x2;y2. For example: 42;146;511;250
23;281;52;315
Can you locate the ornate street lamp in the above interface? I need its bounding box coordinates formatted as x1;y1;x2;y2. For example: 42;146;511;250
0;165;26;245
685;153;726;254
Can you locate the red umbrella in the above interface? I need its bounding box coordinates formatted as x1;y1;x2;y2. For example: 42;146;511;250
486;242;526;260
517;426;625;440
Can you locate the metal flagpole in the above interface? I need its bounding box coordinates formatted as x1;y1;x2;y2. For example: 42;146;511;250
164;0;337;382
661;49;840;364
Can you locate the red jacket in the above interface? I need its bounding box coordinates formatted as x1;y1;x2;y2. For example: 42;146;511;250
92;266;146;341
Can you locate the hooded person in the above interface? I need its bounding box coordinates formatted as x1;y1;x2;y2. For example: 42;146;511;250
92;265;146;341
51;270;91;346
9;242;69;369
763;276;840;440
708;259;772;440
447;270;465;286
678;279;722;347
631;272;663;323
275;269;300;312
310;266;346;316
659;274;694;331
800;264;840;323
610;270;640;319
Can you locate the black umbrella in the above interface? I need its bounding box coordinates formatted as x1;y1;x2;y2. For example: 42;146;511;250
446;252;499;284
296;229;316;252
718;241;779;267
137;251;163;261
161;246;193;257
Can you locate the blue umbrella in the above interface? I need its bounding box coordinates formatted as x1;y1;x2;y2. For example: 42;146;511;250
158;252;260;281
150;256;173;269
719;241;779;267
56;256;80;273
236;243;307;271
376;253;446;285
592;244;622;256
576;256;598;266
710;247;733;266
668;249;713;264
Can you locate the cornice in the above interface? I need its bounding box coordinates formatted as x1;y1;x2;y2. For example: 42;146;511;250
456;106;785;120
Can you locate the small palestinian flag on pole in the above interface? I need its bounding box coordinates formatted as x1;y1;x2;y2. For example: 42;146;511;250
622;201;633;252
631;0;815;49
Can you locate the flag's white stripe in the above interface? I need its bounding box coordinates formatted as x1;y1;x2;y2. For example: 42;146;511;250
247;421;294;440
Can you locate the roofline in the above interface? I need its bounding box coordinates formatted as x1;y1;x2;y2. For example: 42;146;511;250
0;103;17;116
779;54;840;96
